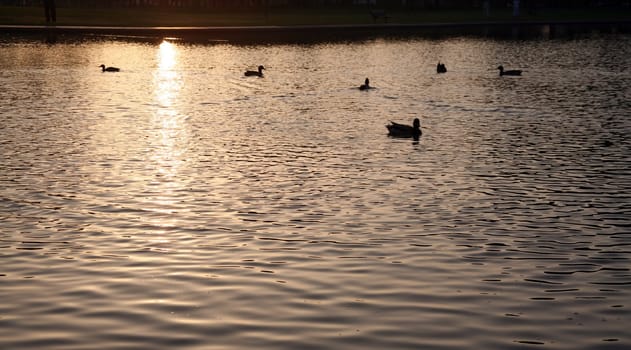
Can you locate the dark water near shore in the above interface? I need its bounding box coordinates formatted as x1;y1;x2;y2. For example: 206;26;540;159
1;32;630;349
2;21;630;45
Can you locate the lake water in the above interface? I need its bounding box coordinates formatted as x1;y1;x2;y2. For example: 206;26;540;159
1;29;630;349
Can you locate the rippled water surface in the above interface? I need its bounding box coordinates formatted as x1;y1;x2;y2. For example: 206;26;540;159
1;31;630;349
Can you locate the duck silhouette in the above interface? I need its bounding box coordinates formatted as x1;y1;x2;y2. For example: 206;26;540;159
498;65;521;76
245;65;265;77
437;62;447;73
359;78;371;90
99;64;119;72
386;118;422;140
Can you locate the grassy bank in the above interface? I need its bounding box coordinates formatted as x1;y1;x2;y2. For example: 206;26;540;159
1;6;630;27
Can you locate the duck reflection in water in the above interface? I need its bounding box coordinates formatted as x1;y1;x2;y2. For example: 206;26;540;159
387;118;422;141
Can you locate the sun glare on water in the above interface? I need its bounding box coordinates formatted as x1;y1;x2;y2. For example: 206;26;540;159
148;40;190;225
155;40;179;108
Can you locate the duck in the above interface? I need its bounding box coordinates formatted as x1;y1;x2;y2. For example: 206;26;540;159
437;62;447;73
245;65;265;77
386;118;422;140
498;65;521;76
99;64;120;72
359;78;371;90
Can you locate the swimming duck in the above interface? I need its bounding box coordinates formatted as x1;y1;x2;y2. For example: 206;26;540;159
99;64;120;72
386;118;422;140
245;65;265;77
359;78;371;90
498;65;521;76
437;62;447;73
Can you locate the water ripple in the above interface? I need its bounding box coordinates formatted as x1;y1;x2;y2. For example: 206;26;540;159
1;34;630;350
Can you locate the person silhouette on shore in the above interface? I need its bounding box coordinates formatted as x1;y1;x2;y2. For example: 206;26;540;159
44;0;56;23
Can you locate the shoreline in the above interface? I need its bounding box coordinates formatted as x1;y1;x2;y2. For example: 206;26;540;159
1;19;629;42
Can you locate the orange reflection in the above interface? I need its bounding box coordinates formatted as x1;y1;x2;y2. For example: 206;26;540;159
148;40;188;229
155;40;178;110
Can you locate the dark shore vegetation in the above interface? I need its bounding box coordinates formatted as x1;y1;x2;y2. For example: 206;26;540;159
1;5;630;27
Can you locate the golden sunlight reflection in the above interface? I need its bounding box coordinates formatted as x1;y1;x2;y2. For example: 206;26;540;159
156;40;179;109
148;40;189;228
158;40;177;71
